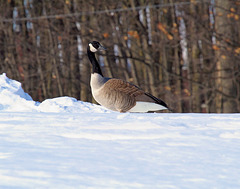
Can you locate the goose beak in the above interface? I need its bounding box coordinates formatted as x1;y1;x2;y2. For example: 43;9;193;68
99;44;106;51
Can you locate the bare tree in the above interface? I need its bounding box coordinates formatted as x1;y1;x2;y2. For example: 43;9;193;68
0;0;239;112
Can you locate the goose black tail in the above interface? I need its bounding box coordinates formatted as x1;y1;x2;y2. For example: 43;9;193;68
145;92;173;112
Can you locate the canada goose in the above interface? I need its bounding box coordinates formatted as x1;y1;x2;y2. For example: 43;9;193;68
87;41;170;113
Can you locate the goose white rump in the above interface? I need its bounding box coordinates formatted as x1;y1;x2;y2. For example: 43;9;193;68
128;101;167;112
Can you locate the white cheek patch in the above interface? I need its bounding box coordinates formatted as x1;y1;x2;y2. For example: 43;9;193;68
89;43;98;52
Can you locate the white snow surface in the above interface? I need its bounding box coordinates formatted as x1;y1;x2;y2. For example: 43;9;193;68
0;73;240;188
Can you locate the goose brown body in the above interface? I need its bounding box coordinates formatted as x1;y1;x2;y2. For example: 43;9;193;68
88;41;169;113
91;73;143;112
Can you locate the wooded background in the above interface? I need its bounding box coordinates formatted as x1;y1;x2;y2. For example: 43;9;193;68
0;0;239;113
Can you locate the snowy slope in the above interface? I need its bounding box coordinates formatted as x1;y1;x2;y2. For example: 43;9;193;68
0;73;240;189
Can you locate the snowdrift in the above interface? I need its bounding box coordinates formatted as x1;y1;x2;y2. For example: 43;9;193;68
0;73;108;113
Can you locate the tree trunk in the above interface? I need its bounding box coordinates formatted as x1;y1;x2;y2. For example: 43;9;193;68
215;0;238;113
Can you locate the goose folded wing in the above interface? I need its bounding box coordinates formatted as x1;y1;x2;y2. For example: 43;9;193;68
103;79;142;112
103;79;168;112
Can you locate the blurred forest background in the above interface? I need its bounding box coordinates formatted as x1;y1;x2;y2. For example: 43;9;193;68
0;0;239;113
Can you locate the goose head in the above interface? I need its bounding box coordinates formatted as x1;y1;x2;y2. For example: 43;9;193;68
88;41;106;52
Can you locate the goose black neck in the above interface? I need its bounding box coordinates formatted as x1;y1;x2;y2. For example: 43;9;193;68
87;47;103;77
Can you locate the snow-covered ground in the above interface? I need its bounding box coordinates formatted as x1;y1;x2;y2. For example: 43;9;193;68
0;73;240;189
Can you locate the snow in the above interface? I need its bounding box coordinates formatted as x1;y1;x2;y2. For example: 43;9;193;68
0;73;240;188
